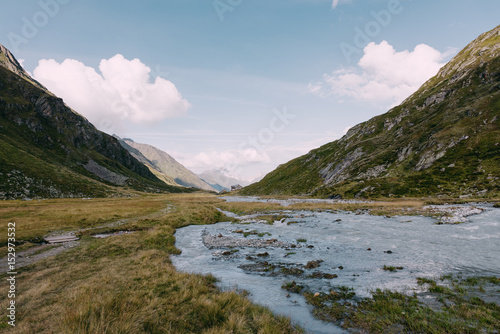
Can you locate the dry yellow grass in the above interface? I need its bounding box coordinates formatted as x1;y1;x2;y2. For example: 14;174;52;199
0;194;303;333
0;196;166;243
217;197;426;217
0;193;481;333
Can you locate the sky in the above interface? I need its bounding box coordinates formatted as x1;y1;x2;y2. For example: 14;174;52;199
1;0;499;181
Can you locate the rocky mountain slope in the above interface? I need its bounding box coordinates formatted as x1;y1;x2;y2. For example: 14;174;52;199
0;44;191;199
0;44;47;92
118;138;216;192
243;25;500;198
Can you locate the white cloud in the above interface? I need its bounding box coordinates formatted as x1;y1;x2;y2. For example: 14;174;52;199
332;0;351;9
310;41;453;107
182;147;271;173
33;55;190;133
170;130;346;181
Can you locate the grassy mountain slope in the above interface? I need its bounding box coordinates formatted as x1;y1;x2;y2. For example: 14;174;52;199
117;138;180;187
243;25;500;199
0;46;192;199
119;138;216;192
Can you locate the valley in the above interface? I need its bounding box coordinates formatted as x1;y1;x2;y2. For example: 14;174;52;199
1;194;498;333
0;6;499;333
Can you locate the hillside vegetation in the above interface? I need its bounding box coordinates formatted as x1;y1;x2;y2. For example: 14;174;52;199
0;46;192;199
243;25;500;199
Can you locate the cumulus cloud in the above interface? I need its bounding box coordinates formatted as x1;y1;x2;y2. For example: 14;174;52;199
174;132;347;181
310;41;452;107
33;55;190;133
184;147;271;173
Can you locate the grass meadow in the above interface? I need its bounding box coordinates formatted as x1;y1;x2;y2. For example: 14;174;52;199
0;193;498;333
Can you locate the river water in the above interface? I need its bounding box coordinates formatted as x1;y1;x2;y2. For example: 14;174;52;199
172;199;500;333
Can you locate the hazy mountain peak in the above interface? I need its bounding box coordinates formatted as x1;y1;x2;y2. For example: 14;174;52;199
118;138;216;192
197;169;251;192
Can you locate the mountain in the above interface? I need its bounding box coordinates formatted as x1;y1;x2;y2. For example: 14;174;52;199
0;44;47;92
0;44;192;199
115;137;178;187
118;138;216;192
197;169;250;192
243;25;500;199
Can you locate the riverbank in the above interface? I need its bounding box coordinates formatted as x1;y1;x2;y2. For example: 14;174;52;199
0;194;302;333
173;196;500;333
1;193;498;333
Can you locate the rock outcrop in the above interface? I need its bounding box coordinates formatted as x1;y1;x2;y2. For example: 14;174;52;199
0;44;190;199
243;25;500;198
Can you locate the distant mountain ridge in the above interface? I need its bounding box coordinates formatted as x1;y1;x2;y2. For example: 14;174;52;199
243;25;500;198
197;169;251;192
118;138;216;192
0;44;191;199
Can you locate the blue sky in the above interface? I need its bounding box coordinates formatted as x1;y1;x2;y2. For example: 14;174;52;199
1;0;499;180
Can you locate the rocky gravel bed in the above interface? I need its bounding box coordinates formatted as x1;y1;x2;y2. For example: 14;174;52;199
202;232;294;249
424;205;484;223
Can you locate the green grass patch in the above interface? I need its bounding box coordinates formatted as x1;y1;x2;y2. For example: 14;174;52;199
383;265;404;272
287;275;500;333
